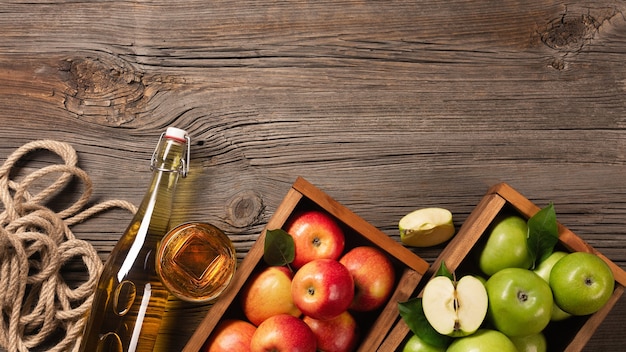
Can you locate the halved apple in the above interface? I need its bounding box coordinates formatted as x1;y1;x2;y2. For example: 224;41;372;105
399;208;455;247
422;275;488;337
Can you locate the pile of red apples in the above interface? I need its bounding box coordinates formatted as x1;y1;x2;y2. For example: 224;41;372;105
203;209;397;352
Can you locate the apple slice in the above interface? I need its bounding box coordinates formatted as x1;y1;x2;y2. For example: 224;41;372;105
399;208;455;247
422;275;488;337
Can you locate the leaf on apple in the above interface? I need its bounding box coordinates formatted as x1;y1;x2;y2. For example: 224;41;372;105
398;297;452;349
527;203;559;269
435;260;454;281
264;229;295;267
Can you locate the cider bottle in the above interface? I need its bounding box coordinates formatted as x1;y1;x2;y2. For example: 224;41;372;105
79;127;190;352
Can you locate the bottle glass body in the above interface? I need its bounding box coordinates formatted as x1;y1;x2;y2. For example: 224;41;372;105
79;132;186;352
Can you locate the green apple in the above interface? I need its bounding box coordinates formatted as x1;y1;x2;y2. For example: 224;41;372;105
478;215;532;276
533;251;572;321
485;268;553;337
422;275;488;337
446;329;517;352
533;251;567;281
509;332;547;352
399;208;456;247
401;333;445;352
549;252;615;316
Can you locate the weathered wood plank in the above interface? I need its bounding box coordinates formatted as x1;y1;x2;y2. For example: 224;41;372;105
1;0;625;351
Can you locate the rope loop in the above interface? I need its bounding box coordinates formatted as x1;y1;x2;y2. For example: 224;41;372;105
0;140;136;352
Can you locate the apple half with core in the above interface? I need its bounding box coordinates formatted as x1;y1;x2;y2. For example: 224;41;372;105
446;329;517;352
485;268;553;337
549;251;615;316
291;258;354;320
478;215;532;276
533;251;571;321
339;246;395;312
240;266;301;326
250;314;316;352
398;207;455;247
284;210;345;268
422;275;488;337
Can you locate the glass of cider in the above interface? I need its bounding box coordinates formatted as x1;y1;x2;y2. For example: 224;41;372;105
157;222;237;302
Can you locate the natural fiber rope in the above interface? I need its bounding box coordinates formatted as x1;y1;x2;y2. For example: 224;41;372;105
0;140;137;352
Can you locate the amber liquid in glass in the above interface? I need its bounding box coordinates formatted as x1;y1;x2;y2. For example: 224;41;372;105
158;222;237;303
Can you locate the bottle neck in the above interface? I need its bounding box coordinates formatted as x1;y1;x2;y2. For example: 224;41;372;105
151;135;187;176
112;134;188;283
134;136;187;236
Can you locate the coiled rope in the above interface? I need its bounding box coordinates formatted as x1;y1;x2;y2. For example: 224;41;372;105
0;140;136;352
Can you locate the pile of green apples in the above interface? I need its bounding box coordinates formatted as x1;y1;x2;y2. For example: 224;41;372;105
400;205;615;352
203;209;397;352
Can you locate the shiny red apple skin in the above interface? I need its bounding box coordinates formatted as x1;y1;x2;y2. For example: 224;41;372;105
250;314;317;352
202;319;256;352
284;210;345;268
291;258;355;320
339;246;396;311
240;266;301;326
303;311;359;352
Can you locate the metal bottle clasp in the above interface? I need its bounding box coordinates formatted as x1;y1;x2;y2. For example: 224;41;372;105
150;131;191;177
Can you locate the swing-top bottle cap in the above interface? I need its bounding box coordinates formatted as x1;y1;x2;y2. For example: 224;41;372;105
152;127;191;177
165;127;187;143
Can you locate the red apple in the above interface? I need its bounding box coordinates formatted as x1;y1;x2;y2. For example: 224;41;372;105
250;314;317;352
241;266;301;326
284;210;345;268
291;258;354;320
339;246;396;311
303;311;359;352
202;319;256;352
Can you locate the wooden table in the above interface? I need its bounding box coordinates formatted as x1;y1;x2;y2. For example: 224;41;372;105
1;1;624;351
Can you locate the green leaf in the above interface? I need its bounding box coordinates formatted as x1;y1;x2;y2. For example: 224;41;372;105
398;297;452;349
435;260;454;281
527;203;559;269
263;229;295;266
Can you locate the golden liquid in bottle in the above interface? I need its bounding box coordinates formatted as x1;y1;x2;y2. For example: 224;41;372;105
81;219;171;352
79;137;184;352
157;222;237;303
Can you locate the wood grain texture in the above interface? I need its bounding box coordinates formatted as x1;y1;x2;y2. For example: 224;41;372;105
1;0;625;350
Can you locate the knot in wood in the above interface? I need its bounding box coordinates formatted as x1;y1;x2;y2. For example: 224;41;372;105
225;190;264;228
62;55;146;126
541;13;599;52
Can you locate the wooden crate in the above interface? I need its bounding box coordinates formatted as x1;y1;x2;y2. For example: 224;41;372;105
379;182;626;352
183;177;430;352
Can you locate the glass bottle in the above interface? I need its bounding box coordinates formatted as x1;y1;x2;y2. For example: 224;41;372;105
78;127;190;352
